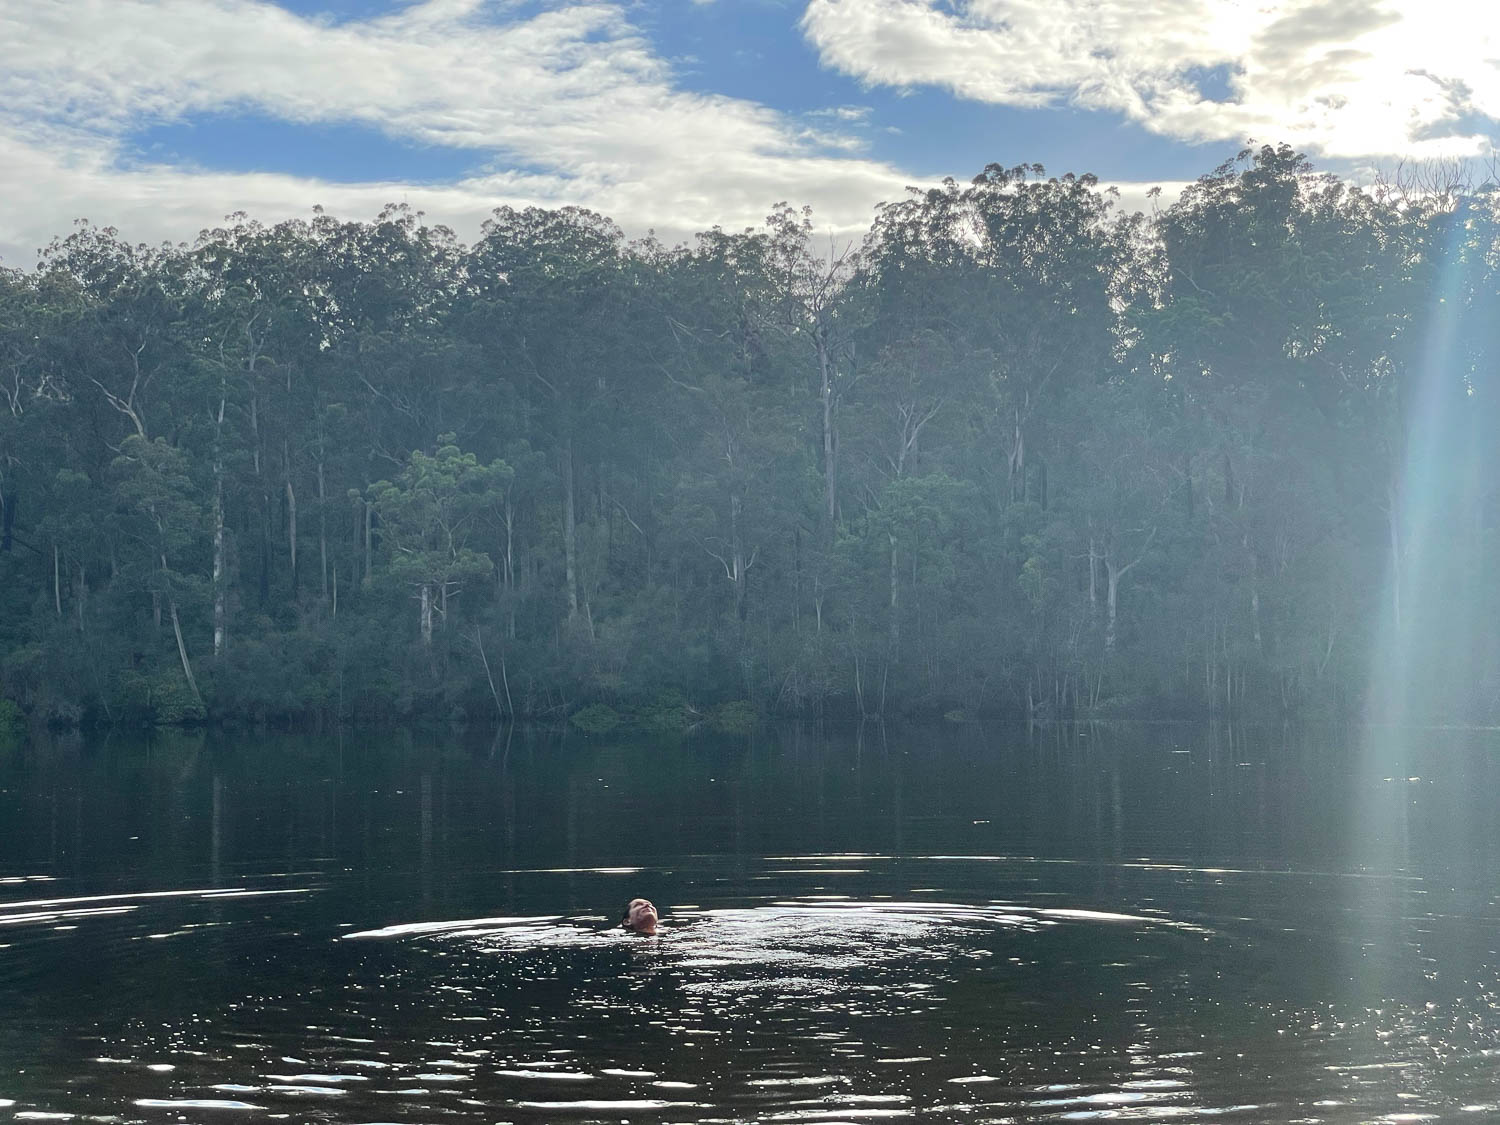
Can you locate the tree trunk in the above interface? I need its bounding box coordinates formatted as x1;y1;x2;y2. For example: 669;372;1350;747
1088;534;1098;621
1106;564;1120;652
1249;540;1263;655
170;598;203;708
474;626;508;719
213;380;226;658
503;505;515;591
792;526;802;635
562;434;579;622
815;330;838;529
1387;484;1402;633
504;503;517;640
317;456;328;603
53;543;61;617
731;492;748;621
213;471;226;659
252;395;270;606
852;618;865;715
363;498;373;587
888;533;899;658
420;584;433;647
1102;529;1154;654
75;563;86;634
284;441;298;596
1007;408;1025;503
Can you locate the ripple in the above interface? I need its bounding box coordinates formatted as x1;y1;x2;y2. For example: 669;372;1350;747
7;851;1498;1125
341;915;562;940
494;1069;596;1080
761;1111;911;1121
263;1072;369;1083
134;1099;264;1111
513;1100;701;1111
0;888;310;913
264;1085;347;1097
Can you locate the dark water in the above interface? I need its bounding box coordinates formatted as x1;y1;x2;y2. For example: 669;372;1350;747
2;723;1499;1124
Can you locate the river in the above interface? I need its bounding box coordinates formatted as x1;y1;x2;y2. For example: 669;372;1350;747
2;722;1498;1123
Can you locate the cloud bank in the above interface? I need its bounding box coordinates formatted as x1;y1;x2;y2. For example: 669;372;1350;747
2;0;1490;269
0;0;911;265
801;0;1500;163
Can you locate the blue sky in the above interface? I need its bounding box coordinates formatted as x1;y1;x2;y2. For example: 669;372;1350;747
0;0;1495;266
123;1;1223;187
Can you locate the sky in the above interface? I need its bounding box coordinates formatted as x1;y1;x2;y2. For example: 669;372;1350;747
0;0;1497;268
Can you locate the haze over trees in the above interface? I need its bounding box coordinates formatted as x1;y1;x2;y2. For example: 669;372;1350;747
0;145;1496;727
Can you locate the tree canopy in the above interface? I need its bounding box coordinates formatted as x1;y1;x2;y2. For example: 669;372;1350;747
1;147;1496;727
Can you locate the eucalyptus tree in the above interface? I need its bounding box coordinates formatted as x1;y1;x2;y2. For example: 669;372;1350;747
1142;145;1405;708
736;206;864;535
35;228;226;700
39;224;199;445
366;436;509;649
962;165;1127;508
464;207;634;631
854;182;993;670
190;215;311;646
853;167;1129;707
0;267;88;665
295;205;467;608
109;435;208;710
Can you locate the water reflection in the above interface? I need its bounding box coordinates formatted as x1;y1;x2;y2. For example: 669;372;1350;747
1;723;1498;1122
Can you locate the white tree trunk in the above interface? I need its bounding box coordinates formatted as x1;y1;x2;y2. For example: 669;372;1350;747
213;474;225;658
317;457;328;603
285;473;298;589
170;599;203;707
1106;565;1120;652
889;533;899;657
816;331;838;526
213;385;226;658
562;436;579;622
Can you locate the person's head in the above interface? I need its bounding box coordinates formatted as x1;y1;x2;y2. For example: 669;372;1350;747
622;897;659;935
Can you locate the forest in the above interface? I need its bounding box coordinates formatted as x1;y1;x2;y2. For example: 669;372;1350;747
0;144;1496;729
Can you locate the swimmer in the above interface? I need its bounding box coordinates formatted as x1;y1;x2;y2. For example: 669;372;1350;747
621;898;659;935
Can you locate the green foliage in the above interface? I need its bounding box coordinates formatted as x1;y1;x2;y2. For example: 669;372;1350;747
0;698;24;745
147;673;207;726
570;703;621;734
1;150;1498;724
707;700;756;735
633;689;694;732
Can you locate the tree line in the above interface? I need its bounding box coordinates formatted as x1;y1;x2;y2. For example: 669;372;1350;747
1;144;1496;727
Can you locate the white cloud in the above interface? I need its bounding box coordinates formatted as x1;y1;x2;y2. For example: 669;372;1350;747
800;0;1500;163
0;0;1198;268
0;0;910;265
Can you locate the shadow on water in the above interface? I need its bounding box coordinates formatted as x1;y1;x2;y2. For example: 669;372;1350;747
2;721;1500;1122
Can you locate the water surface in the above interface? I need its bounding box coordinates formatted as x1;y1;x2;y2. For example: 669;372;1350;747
2;722;1498;1123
